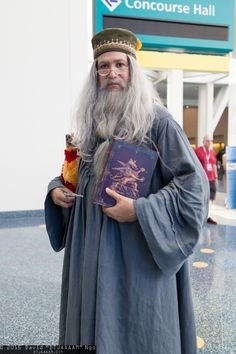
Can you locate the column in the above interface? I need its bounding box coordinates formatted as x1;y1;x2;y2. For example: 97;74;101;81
167;70;183;127
197;83;214;146
228;57;236;146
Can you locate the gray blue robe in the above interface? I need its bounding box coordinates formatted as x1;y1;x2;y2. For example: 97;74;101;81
45;105;209;354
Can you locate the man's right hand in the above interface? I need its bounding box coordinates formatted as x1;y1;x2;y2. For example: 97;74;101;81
51;187;75;208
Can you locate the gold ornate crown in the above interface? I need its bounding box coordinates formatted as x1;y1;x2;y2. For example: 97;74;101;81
92;28;142;59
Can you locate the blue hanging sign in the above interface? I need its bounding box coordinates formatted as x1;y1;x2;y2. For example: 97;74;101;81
94;0;235;54
226;146;236;209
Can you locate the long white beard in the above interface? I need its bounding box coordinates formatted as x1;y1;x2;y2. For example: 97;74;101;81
93;87;129;176
93;86;128;139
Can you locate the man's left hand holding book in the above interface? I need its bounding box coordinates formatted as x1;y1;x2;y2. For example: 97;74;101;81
102;187;137;223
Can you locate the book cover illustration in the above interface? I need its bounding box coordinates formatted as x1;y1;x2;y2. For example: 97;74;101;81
93;140;158;207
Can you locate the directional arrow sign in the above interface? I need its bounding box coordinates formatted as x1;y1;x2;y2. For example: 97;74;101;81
101;0;122;12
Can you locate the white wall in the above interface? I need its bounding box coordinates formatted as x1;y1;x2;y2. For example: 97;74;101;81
0;0;93;212
1;0;235;212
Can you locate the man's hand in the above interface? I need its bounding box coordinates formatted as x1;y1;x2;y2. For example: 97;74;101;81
102;188;137;222
51;187;75;208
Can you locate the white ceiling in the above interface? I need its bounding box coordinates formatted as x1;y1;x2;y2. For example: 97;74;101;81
144;69;229;106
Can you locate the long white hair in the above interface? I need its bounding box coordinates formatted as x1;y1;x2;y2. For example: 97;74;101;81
73;55;162;164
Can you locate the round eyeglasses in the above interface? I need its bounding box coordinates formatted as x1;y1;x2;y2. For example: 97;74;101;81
97;65;129;77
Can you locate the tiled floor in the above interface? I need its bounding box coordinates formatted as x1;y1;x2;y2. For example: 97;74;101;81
0;215;236;353
191;224;236;354
0;217;63;345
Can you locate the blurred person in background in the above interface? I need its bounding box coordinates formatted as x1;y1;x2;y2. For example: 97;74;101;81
195;134;218;224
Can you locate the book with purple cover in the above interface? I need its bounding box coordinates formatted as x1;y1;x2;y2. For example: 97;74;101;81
93;140;158;207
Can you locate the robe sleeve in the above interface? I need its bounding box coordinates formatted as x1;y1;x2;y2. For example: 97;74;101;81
44;176;70;252
134;111;209;276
